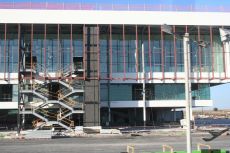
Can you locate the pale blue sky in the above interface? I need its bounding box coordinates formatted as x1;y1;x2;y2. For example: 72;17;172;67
211;83;230;109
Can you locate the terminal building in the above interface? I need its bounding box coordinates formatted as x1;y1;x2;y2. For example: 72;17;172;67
0;0;230;130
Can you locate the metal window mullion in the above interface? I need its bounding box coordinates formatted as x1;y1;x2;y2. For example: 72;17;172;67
123;24;126;80
97;25;100;80
44;24;47;78
83;25;86;80
222;26;227;79
198;26;202;80
210;26;214;79
135;25;139;80
173;25;177;80
109;24;112;80
70;24;73;80
31;24;33;81
161;25;164;80
148;25;152;80
58;24;60;79
4;24;7;81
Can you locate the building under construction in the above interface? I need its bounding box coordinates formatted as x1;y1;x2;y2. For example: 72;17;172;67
0;1;230;131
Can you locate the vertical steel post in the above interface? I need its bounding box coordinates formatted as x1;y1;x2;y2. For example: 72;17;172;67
123;24;126;80
142;42;146;127
83;25;86;80
135;25;139;80
4;24;6;81
30;24;33;82
44;24;46;77
109;24;112;80
148;25;152;79
97;25;100;80
198;26;202;80
57;24;60;77
173;26;177;80
184;33;192;153
108;24;112;124
161;25;164;80
210;26;214;79
17;24;21;136
70;24;73;79
222;26;227;79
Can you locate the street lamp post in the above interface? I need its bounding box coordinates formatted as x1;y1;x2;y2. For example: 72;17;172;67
142;42;146;127
162;24;212;153
183;33;192;153
162;24;192;153
135;40;146;127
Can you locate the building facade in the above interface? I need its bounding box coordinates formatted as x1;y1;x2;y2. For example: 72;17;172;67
0;0;230;130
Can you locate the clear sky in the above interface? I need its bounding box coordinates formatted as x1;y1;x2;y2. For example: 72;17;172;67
2;0;230;6
211;83;230;109
1;0;230;12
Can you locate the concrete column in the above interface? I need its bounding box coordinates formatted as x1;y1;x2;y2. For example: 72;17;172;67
83;26;100;127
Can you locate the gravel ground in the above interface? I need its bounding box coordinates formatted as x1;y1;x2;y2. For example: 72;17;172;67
0;132;229;153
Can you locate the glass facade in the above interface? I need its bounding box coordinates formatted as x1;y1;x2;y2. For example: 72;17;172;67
0;24;226;81
0;24;83;73
192;84;210;100
0;24;222;105
0;24;18;73
0;24;226;80
100;83;211;101
0;84;18;102
99;25;224;77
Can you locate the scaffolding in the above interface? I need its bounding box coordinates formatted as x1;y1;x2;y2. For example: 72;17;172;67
18;24;85;131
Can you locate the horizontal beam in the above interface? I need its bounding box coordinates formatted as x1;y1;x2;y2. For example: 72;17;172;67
0;9;230;25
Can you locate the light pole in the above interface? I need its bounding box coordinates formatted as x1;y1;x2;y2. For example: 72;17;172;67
142;42;146;127
162;24;192;153
183;33;192;153
135;41;146;127
162;24;211;153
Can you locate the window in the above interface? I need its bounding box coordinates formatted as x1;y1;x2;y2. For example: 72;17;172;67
0;84;12;102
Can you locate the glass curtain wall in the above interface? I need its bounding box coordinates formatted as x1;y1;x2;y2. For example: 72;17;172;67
60;25;71;70
46;25;58;72
0;24;226;78
100;83;210;101
0;24;18;73
72;26;83;58
33;25;45;72
100;27;108;77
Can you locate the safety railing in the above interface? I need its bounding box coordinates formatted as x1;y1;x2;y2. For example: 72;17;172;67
59;117;74;128
126;145;135;153
24;63;36;70
58;93;77;107
32;118;42;128
197;143;211;151
56;64;73;77
58;87;72;96
71;80;84;90
57;108;70;119
162;145;174;153
36;108;57;120
35;107;74;128
36;63;51;77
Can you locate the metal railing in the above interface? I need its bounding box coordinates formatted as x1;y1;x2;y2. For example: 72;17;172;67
162;145;174;153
